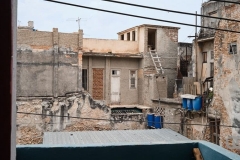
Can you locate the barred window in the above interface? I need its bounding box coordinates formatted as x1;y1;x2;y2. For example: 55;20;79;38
130;70;137;89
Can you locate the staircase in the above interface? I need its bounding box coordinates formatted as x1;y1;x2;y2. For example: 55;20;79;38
149;50;164;74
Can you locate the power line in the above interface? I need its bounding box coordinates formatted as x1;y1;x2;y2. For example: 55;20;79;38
44;0;240;34
209;0;240;4
17;111;240;128
102;0;240;23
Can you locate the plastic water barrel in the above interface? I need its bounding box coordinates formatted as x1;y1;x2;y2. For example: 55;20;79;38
187;99;193;110
182;98;187;109
193;97;202;111
154;115;161;129
147;114;154;127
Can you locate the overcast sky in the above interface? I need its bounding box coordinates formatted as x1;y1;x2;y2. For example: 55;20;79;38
18;0;206;43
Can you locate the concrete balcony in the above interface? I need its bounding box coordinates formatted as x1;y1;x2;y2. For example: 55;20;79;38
17;140;240;160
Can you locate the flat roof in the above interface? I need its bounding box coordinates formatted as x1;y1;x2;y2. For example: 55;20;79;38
109;105;152;109
83;52;143;58
43;129;190;145
118;24;180;35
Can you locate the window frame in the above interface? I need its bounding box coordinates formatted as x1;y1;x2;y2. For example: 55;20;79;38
211;51;214;59
203;52;207;63
229;42;237;54
120;34;124;40
209;118;220;145
129;70;137;89
127;32;130;41
132;31;135;41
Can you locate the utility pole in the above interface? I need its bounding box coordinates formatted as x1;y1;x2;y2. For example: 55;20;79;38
188;11;198;80
195;11;198;81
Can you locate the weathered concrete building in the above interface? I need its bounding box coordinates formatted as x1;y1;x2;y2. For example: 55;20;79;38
83;24;180;107
188;0;240;154
16;22;180;144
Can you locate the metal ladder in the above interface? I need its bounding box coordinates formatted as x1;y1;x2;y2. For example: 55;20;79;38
149;50;164;74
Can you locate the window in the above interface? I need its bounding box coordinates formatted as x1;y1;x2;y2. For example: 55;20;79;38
208;10;217;16
121;34;124;40
132;31;135;41
210;63;214;77
209;118;220;145
211;51;214;59
112;70;120;76
130;70;137;89
203;52;207;63
229;43;237;54
82;69;88;90
127;32;130;41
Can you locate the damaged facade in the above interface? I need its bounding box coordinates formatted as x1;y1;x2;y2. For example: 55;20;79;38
16;22;180;144
187;0;240;154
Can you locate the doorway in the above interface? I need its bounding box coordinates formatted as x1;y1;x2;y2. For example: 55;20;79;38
111;70;120;104
148;29;157;51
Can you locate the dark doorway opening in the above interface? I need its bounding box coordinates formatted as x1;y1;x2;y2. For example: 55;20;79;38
82;69;88;90
148;29;157;50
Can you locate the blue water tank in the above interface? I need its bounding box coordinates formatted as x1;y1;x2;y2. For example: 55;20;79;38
154;115;162;129
193;97;202;111
147;114;154;127
187;99;193;110
182;98;187;109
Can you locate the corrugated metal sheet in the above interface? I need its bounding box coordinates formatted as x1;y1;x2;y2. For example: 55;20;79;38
43;129;190;145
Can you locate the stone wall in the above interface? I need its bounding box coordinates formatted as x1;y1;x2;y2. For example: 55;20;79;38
212;3;240;154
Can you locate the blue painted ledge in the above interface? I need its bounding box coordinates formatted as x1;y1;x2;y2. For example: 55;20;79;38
17;141;240;160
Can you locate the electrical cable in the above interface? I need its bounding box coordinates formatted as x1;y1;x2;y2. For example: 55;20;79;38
17;111;240;128
44;0;240;34
102;0;240;23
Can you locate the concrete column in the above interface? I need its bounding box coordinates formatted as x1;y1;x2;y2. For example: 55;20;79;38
53;28;59;97
78;29;83;91
78;51;83;91
105;57;111;104
88;57;93;95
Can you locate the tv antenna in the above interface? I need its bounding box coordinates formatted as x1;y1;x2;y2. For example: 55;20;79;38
67;17;88;30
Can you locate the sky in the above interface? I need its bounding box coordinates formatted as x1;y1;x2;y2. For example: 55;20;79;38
18;0;206;43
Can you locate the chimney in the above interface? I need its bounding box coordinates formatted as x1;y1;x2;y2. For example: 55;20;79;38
28;21;34;28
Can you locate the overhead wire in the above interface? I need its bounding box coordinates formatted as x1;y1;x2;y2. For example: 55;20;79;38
102;0;240;23
17;111;240;128
44;0;240;34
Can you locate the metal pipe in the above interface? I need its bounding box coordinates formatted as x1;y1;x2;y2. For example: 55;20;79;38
215;111;218;145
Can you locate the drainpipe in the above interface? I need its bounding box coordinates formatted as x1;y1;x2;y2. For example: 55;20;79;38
195;11;198;81
215;110;218;145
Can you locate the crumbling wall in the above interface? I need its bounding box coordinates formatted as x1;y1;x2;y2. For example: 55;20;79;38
152;99;181;133
16;92;147;145
16;92;112;145
111;114;145;130
213;4;240;154
17;28;83;97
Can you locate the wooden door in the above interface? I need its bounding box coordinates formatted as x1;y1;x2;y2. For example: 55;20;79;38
92;68;104;100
